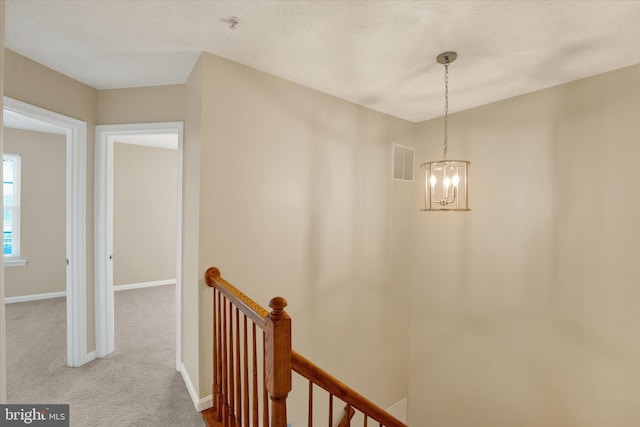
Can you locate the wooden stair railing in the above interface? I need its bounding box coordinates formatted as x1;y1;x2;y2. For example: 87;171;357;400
204;267;407;427
291;351;406;427
204;267;291;427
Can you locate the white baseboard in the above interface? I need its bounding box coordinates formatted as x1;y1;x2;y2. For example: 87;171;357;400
83;351;97;366
113;279;175;292
4;291;66;304
197;394;213;412
179;363;213;412
387;397;407;423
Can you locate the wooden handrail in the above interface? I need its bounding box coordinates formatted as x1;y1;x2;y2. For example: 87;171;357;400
205;266;292;426
292;351;407;427
205;267;269;329
204;266;406;427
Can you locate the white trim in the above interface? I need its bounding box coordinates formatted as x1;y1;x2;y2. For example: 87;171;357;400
4;258;27;267
95;122;184;368
386;397;408;423
4;97;87;368
84;350;96;365
179;363;213;412
5;291;66;304
94;127;113;357
197;395;214;412
113;279;176;292
3;153;21;259
175;124;183;372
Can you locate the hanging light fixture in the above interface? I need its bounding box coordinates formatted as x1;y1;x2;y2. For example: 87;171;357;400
421;51;470;211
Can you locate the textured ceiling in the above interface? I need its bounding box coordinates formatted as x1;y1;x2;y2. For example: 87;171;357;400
5;0;640;122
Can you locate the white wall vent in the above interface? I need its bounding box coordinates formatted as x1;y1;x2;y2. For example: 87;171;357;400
392;144;415;182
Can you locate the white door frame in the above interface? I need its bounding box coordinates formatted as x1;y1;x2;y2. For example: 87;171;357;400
94;122;184;370
3;97;88;368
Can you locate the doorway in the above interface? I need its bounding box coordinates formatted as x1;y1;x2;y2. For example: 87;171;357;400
94;122;183;370
3;97;88;368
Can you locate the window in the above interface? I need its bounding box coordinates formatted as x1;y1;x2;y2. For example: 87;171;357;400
4;153;25;265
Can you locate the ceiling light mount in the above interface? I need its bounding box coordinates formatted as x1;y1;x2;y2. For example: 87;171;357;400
436;51;457;65
221;16;240;30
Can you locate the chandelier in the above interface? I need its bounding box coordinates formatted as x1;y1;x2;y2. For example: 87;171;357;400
420;52;470;211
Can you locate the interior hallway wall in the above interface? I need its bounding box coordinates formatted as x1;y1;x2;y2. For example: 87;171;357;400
408;64;640;427
185;53;415;420
96;85;184;125
4;47;98;351
113;142;177;286
4;128;66;297
182;55;204;397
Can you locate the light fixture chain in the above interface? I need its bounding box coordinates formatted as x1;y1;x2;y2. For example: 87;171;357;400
443;62;449;160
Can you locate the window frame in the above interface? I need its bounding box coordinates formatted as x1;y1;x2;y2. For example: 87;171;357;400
3;152;26;266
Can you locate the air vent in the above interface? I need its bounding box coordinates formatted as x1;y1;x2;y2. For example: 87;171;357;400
392;144;415;182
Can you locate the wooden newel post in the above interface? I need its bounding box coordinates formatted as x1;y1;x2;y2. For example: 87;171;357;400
265;296;292;427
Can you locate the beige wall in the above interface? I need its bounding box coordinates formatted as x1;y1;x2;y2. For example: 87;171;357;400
187;53;414;415
4;48;98;351
4;49;97;124
182;54;204;396
97;85;185;124
4;128;66;297
113;142;177;285
407;64;640;426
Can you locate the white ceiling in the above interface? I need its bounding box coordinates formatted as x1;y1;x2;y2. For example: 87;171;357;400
5;1;640;123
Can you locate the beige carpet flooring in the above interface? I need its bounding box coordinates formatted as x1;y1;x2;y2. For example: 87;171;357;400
5;285;204;426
